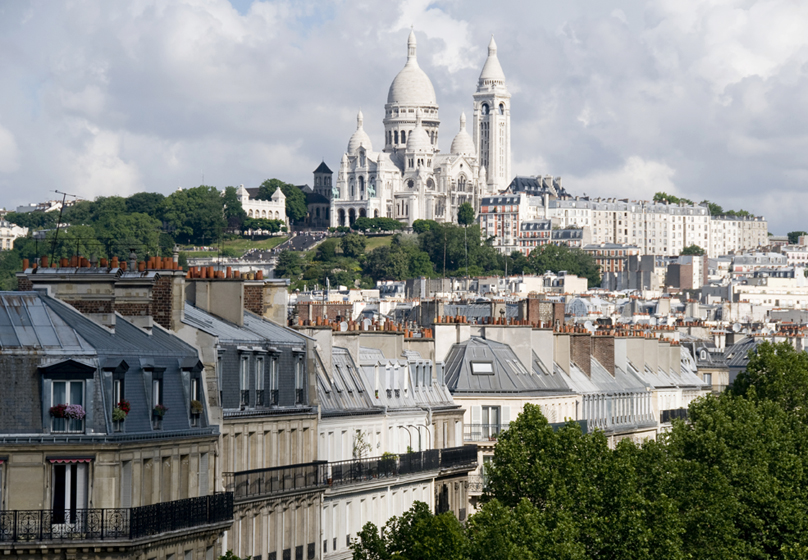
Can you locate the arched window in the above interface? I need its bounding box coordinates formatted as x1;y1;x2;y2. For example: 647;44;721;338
426;179;434;190
359;176;365;198
458;176;466;191
394;131;399;144
407;180;414;189
401;131;406;143
499;103;505;115
350;180;355;198
359;150;366;167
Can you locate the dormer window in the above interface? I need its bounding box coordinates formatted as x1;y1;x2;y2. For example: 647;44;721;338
51;381;85;434
359;150;366;167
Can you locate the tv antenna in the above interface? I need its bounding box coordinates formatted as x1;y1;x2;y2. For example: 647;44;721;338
49;190;81;265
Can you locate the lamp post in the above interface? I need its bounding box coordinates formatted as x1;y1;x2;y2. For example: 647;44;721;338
408;424;432;451
397;425;413;453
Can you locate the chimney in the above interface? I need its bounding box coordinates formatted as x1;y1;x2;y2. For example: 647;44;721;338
658;339;671;374
570;329;592;376
592;333;615;376
626;336;645;372
614;334;628;373
643;337;659;374
670;342;682;377
531;325;554;373
188;279;245;326
554;329;571;375
243;278;290;325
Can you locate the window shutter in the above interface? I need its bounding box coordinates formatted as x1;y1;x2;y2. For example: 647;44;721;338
471;406;481;426
500;406;510;427
199;453;209;496
121;461;132;508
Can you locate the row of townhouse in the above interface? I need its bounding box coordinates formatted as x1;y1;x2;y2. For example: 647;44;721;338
479;190;767;258
429;320;709;510
4;260;478;560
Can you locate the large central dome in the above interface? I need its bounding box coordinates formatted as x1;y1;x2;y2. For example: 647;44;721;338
387;30;437;105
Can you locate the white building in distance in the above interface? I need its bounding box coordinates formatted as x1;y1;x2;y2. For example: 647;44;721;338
332;31;512;228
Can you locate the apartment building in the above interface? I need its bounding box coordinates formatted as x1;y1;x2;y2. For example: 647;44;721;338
0;292;230;560
0;220;27;251
480;193;767;258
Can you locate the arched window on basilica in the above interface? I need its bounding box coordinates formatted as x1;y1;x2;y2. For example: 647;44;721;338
359;176;365;199
350;180;355;198
426;179;434;190
458;176;467;192
401;131;406;143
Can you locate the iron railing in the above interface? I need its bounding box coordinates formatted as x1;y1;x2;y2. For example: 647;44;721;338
660;408;688;423
224;461;328;501
328;455;397;486
464;424;510;442
467;475;488;494
439;445;478;469
0;493;233;543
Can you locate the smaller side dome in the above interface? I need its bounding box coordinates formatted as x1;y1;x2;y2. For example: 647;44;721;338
450;112;475;156
347;110;373;153
406;110;431;153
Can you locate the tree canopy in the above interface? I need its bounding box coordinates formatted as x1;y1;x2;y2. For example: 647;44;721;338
351;340;808;559
258;178;307;223
680;244;705;256
787;231;807;244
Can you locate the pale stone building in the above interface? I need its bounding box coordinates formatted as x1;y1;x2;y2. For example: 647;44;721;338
0;220;27;250
332;32;511;227
236;184;288;226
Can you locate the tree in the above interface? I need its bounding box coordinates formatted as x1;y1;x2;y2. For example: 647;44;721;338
162;186;227;244
341;233;367;258
680;244;705;256
527;244;601;287
275;250;303;279
222;186;247;231
701;200;723;216
351;502;468;560
125;192;165;217
787;231;807;244
457;202;475;226
315;239;339;261
4;211;58;230
362;246;410;281
258;179;307;223
729;341;808;414
412;219;439;234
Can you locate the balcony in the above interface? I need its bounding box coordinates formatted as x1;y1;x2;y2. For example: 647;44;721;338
0;493;233;544
660;408;688;423
224;461;328;502
464;424;510;442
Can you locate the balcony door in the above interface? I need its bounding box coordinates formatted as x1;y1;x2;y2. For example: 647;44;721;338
52;462;88;527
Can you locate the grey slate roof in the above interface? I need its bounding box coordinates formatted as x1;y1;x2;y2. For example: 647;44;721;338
314;161;333;174
445;337;574;395
0;292;91;350
183;302;264;344
242;311;307;346
317;347;380;416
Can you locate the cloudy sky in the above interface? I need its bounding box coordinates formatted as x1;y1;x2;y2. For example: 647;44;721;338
1;0;807;232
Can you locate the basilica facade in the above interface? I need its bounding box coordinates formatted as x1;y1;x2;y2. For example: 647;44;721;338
331;31;512;228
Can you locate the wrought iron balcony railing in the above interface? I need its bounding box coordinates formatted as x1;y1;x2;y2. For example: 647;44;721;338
225;446;479;500
660;408;688;424
463;424;510;442
224;461;328;501
0;493;233;543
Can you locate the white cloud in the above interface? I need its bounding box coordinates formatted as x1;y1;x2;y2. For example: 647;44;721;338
568;157;678;200
0;123;21;174
1;0;808;230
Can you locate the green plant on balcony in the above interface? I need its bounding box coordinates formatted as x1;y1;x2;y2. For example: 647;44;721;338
153;404;169;418
190;399;204;415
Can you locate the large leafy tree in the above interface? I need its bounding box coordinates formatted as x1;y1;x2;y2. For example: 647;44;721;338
4;211;58;230
125;192;165;217
457;202;475;226
258;178;307;223
161;186;227;244
341;233;367;259
274;250;303;279
680;244;705;256
222;186;247;231
729;340;808;414
352;501;468;560
527;244;601;287
787;231;807;244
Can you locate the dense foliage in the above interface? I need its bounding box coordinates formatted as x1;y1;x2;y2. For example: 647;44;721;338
652;192;751;217
1;181;295;289
680;244;705;256
353;341;808;560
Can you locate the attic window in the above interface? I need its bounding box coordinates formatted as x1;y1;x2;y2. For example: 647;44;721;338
471;362;494;375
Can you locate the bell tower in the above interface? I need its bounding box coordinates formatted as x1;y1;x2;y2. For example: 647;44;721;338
473;36;511;193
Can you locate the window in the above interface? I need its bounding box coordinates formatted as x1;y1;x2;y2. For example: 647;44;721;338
295;357;305;404
470;362;494;375
270;357;279;405
52;461;88;524
256;357;265;406
191;377;202;426
240;356;250;408
482;406;501;439
51;381;84;433
113;378;124;431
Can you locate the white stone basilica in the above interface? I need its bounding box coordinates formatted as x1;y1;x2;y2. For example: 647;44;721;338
331;31;512;227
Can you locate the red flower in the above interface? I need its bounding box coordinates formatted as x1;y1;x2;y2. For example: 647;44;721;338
116;400;131;415
49;404;67;418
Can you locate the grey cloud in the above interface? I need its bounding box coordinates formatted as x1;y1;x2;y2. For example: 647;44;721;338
0;0;807;232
